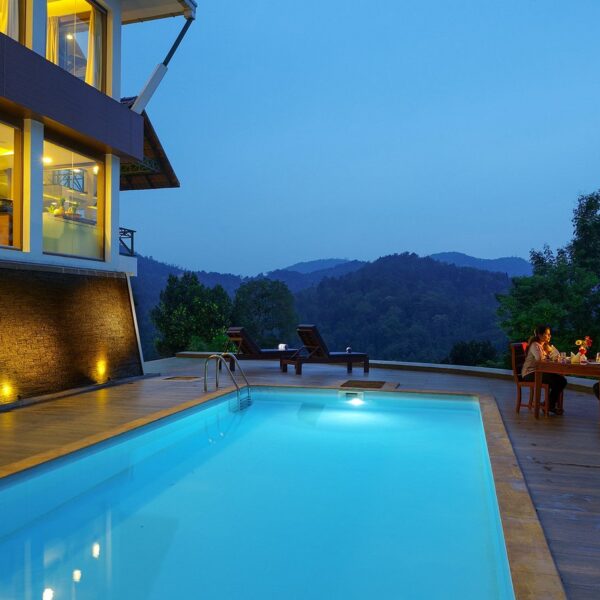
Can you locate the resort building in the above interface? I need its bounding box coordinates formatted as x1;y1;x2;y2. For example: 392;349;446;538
0;0;194;405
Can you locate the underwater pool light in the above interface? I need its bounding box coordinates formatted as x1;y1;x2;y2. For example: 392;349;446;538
348;397;365;406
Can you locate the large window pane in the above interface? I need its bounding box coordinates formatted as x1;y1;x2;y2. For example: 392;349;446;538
0;0;19;40
0;121;20;248
46;0;104;90
43;140;104;260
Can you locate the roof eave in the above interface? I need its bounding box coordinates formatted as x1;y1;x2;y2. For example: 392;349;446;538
122;0;196;25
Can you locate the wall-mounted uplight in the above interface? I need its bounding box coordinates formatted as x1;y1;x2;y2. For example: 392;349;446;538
72;569;82;583
42;156;52;165
92;542;101;559
93;165;99;175
66;33;74;40
42;588;54;600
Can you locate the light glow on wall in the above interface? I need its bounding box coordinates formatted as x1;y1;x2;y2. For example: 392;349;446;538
72;569;82;582
92;542;100;558
1;382;14;403
96;359;107;382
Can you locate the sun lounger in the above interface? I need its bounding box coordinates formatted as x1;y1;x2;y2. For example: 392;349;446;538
226;326;297;371
281;324;369;375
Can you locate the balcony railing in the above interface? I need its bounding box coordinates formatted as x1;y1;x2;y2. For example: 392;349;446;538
119;227;136;256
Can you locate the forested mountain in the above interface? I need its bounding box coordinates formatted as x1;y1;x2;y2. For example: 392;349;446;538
295;253;510;363
429;252;532;277
132;252;512;362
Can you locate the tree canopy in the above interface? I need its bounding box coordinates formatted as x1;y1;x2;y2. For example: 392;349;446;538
231;279;297;347
151;272;231;356
498;191;600;354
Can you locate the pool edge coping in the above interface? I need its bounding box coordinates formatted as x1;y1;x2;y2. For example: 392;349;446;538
477;392;567;600
0;382;567;599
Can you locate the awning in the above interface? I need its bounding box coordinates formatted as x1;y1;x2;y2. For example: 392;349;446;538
120;97;180;191
121;0;196;24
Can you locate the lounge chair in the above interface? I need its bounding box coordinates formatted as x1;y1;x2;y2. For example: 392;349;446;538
281;324;370;375
225;326;297;371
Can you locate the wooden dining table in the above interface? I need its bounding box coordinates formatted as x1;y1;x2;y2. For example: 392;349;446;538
534;359;600;418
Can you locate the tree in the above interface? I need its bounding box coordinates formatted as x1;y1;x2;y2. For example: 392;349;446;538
498;191;600;354
151;272;231;356
231;279;297;346
568;191;600;276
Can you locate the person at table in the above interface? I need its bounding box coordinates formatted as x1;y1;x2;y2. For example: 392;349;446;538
521;324;567;415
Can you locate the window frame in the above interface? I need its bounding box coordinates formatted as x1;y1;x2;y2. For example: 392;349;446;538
45;0;108;93
41;133;106;261
0;115;23;250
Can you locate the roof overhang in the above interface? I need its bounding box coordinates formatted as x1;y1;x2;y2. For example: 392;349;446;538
120;97;180;191
121;0;196;24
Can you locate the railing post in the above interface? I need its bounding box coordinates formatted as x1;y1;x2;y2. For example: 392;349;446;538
118;227;136;256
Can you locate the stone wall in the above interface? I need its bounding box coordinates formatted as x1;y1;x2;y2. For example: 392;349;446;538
0;264;143;403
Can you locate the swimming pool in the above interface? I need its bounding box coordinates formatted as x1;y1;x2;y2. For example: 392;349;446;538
0;386;514;599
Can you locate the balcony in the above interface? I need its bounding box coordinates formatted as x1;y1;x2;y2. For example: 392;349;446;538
0;33;143;161
119;227;136;257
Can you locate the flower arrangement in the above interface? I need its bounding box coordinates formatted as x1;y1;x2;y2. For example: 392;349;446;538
575;336;593;355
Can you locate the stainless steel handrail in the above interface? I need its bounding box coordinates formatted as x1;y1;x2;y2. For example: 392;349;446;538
203;354;252;411
219;353;251;389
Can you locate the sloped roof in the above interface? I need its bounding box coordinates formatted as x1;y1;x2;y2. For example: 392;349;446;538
120;97;180;191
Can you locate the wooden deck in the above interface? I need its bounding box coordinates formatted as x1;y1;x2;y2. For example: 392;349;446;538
1;358;599;599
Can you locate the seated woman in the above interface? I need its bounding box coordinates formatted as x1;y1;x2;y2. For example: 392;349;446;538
521;324;567;415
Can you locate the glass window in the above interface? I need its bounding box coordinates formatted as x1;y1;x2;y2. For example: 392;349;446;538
42;140;104;260
46;0;105;90
0;0;20;41
0;120;20;248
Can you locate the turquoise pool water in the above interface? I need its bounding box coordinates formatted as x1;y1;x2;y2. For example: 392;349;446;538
0;387;514;599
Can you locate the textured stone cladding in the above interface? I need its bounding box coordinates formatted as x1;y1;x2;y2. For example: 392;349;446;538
0;267;142;402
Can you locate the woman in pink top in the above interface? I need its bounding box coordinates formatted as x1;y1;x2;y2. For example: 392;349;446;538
521;324;567;415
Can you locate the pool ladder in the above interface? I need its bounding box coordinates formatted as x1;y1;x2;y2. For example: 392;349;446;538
203;353;252;412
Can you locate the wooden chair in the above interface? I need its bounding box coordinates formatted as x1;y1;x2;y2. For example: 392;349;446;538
225;327;297;371
510;342;563;416
281;324;369;375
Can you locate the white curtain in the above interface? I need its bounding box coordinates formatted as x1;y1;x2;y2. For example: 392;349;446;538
0;0;19;40
46;17;59;65
84;6;102;89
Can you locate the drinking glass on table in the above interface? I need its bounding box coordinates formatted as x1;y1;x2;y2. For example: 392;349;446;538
596;352;600;363
560;352;567;363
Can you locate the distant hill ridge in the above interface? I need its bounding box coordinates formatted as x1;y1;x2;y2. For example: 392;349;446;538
428;252;532;277
282;258;352;274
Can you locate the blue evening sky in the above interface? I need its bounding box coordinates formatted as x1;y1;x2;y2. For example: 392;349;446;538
120;0;600;275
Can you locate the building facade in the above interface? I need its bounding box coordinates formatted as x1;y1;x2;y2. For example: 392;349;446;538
0;0;193;405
